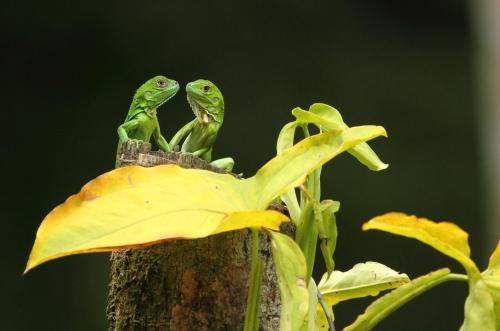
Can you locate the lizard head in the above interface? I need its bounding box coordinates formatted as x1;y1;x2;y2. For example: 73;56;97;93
133;75;179;117
186;79;224;124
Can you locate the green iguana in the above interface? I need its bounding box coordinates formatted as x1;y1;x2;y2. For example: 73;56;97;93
170;79;234;171
116;75;179;167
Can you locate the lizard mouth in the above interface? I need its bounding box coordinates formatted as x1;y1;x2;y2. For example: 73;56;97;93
159;91;177;107
146;89;178;117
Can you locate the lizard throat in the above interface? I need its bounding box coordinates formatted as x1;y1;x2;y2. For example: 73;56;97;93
146;108;157;117
188;97;218;124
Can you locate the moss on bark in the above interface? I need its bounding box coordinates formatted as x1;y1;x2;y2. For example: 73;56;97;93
107;141;287;330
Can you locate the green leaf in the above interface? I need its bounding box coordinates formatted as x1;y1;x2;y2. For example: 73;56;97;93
317;200;340;275
459;278;496;331
276;119;300;155
275;104;387;224
308;103;344;124
269;231;309;331
482;241;500;329
280;189;301;225
276;119;300;223
344;268;451;331
309;103;388;171
295;202;318;283
250;126;388;209
291;108;343;133
363;212;480;278
318;262;409;307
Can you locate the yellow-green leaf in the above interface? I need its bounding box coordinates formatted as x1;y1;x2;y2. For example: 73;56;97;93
212;210;287;235
249;126;387;209
344;268;451;331
316;304;332;331
291;108;343;133
304;278;320;331
276;119;301;223
482;241;500;329
275;105;387;224
25;165;285;273
484;241;500;277
26;126;387;272
317;262;409;307
309;103;388;171
276;119;299;155
362;212;479;277
269;231;309;331
308;103;344;124
275;107;342;157
459;278;496;331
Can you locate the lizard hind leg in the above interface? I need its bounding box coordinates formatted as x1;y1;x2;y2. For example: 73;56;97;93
210;157;235;172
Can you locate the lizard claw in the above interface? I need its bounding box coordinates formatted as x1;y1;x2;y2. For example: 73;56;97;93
121;139;146;154
127;139;142;150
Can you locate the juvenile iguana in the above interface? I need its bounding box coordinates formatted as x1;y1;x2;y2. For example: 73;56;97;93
170;79;234;171
116;75;179;167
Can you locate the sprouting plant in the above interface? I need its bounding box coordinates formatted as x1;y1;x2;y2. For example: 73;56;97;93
25;103;498;331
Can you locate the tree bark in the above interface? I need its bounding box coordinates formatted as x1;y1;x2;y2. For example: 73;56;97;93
106;141;287;331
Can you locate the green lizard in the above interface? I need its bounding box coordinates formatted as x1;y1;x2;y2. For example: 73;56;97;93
116;75;179;167
170;79;234;171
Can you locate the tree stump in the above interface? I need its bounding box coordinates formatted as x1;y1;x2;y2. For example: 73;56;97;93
106;141;288;331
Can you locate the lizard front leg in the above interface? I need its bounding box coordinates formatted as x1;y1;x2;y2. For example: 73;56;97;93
170;119;196;151
117;119;143;146
152;120;171;152
192;148;210;157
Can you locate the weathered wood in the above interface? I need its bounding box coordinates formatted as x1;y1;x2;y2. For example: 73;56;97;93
107;141;288;331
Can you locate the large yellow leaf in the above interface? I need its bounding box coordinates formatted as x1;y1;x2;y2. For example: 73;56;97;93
362;212;479;277
25;165;286;272
26;126;387;272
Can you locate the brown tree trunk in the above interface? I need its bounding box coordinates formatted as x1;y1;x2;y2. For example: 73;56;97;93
106;141;287;331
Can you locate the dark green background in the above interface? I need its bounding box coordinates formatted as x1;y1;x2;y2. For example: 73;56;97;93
4;0;488;330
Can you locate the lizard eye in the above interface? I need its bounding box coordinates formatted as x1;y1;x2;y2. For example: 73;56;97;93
202;85;211;93
156;80;167;88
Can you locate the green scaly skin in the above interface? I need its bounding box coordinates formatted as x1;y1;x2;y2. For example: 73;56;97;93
116;75;179;167
170;79;234;171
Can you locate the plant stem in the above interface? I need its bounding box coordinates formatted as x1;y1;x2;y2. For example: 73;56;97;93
243;228;263;331
446;273;468;282
282;191;301;225
300;125;311;209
